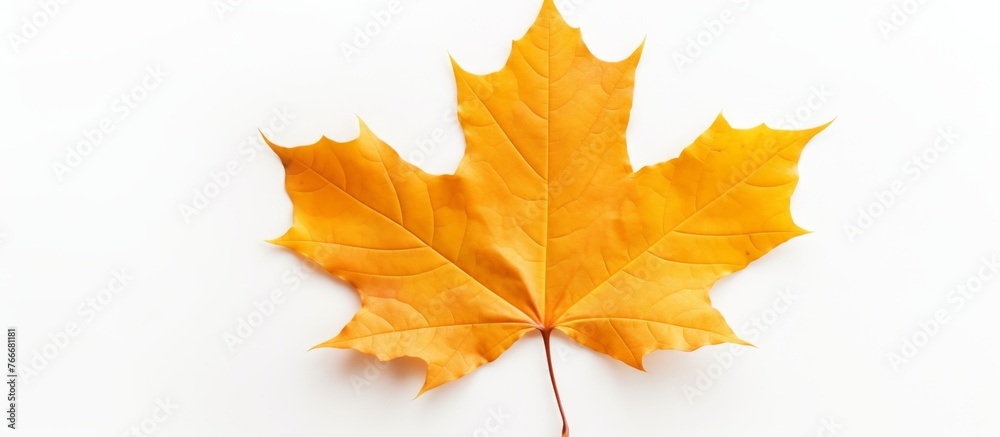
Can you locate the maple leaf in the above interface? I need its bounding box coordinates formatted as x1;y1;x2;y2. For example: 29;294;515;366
266;0;829;434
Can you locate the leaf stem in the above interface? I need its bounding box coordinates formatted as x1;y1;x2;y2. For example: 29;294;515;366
542;329;569;437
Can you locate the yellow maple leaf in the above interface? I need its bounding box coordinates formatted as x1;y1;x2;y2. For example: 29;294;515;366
266;0;829;434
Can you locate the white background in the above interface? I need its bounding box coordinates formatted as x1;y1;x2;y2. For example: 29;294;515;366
2;0;1000;436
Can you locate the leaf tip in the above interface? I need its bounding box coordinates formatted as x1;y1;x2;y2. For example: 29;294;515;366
353;114;373;137
634;36;648;55
260;129;293;165
413;387;429;400
415;367;442;399
816;116;836;132
448;52;473;80
308;338;338;353
711;112;731;130
633;357;648;372
732;335;754;348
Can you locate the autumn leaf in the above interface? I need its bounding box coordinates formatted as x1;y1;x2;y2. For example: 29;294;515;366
265;0;828;434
